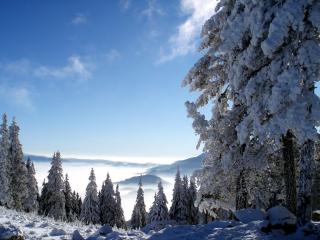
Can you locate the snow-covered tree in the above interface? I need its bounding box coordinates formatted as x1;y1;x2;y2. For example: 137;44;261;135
114;184;126;229
47;151;66;220
24;157;38;212
71;191;82;220
81;168;100;225
148;193;157;224
188;178;198;224
131;176;147;229
8;117;28;210
0;113;11;207
180;175;189;222
169;169;188;223
149;181;169;223
64;174;73;221
38;179;50;216
184;0;320;224
99;173;117;226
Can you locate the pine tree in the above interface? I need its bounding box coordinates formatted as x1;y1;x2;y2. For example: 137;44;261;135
99;173;117;226
71;191;82;220
38;179;50;216
183;0;320;224
81;168;100;225
64;174;73;221
131;176;147;229
180;175;189;223
0;113;11;207
149;181;169;223
148;193;157;224
188;178;198;224
24;157;38;212
47;152;66;220
114;185;126;229
8;117;28;210
169;168;187;223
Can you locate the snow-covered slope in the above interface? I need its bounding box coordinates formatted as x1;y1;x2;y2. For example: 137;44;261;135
1;207;319;240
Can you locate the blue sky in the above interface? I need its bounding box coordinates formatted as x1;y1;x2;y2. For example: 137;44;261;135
0;0;217;163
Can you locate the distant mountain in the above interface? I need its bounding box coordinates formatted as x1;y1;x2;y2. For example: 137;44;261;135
116;174;169;186
24;154;156;168
146;154;205;177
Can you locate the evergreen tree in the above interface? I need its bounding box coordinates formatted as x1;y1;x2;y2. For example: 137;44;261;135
81;168;100;225
8;118;28;210
99;173;117;226
131;176;147;229
180;175;189;222
71;191;82;220
64;174;73;221
169;168;187;223
0;113;11;207
77;193;82;218
148;193;157;224
183;0;320;223
38;179;50;216
114;184;126;229
24;157;38;212
149;181;169;223
47;152;66;220
188;179;198;224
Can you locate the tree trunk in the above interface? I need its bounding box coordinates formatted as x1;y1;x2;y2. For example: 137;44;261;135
311;142;320;215
236;169;248;210
282;132;297;215
297;140;314;225
311;160;320;212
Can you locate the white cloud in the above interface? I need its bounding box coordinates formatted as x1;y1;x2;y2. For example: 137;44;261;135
33;55;91;81
0;85;34;110
142;0;165;18
119;0;132;11
157;0;218;63
104;49;121;63
0;56;92;82
71;13;87;26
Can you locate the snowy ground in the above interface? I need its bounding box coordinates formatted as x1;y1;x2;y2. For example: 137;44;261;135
0;207;319;240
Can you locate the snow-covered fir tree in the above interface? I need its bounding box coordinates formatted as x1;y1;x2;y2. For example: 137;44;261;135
131;176;147;229
188;178;198;224
183;0;320;224
81;168;100;225
47;151;66;220
64;174;74;221
0;113;11;207
114;184;126;229
148;181;169;223
71;191;82;220
148;193;157;224
169;168;188;223
180;175;189;222
8;117;28;210
99;173;117;226
24;157;38;212
38;179;50;216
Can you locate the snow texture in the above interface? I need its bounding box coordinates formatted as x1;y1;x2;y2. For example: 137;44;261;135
0;206;319;240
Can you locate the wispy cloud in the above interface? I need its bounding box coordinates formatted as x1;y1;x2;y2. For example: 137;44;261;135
34;56;91;81
141;0;165;18
71;13;87;26
157;0;218;64
0;85;34;110
0;55;92;82
104;49;121;63
119;0;132;12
